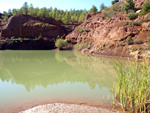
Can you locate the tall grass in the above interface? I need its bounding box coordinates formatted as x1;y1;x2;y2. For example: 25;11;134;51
113;60;150;112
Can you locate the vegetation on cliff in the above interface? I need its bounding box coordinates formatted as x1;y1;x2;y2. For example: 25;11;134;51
55;38;67;49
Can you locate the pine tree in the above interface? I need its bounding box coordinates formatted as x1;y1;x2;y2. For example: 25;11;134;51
37;7;48;17
89;5;98;13
28;4;34;16
100;3;106;10
22;2;29;15
78;11;87;23
12;9;18;15
62;12;71;24
8;9;12;15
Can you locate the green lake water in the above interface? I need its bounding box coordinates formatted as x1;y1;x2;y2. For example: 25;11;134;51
0;51;116;113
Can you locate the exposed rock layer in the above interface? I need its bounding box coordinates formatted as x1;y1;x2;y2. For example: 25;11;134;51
0;14;66;38
66;3;150;58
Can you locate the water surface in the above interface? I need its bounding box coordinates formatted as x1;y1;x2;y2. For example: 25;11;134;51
0;51;116;113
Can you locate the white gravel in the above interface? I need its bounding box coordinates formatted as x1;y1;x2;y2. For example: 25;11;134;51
19;103;121;113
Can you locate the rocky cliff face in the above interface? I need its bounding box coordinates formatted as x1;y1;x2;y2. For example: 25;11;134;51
66;0;150;58
0;14;66;38
0;14;69;50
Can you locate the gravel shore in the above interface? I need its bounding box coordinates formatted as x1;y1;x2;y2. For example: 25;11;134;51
19;103;121;113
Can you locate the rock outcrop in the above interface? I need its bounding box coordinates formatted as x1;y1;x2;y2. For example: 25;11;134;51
0;14;66;38
66;0;150;58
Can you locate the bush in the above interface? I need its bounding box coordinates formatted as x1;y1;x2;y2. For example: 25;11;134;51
123;21;139;26
35;34;42;40
55;39;67;49
116;41;123;47
124;19;150;26
139;18;150;23
134;38;142;44
126;13;138;20
147;33;150;42
121;0;135;13
74;42;91;50
148;44;150;50
140;0;150;15
103;11;116;18
132;48;137;51
139;46;145;50
0;15;8;22
23;23;27;26
110;2;121;11
126;36;133;44
34;23;42;26
75;28;90;33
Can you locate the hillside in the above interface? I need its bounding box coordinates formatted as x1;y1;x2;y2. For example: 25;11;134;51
66;0;150;59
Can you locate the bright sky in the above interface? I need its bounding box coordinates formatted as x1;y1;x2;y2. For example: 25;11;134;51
0;0;112;13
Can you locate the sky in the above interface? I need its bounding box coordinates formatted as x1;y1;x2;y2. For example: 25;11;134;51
0;0;112;13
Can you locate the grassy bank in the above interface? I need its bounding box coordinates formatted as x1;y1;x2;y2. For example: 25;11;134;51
113;60;150;112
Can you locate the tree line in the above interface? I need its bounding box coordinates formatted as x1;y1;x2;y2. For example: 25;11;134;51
1;2;105;24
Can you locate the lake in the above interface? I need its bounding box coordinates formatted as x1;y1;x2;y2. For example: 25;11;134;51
0;51;116;113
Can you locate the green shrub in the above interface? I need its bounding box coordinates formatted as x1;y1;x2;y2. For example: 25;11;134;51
148;44;150;50
147;33;150;42
74;42;91;50
124;18;150;26
57;35;60;38
34;23;42;26
126;13;138;20
23;23;27;26
134;38;142;44
75;28;84;33
103;11;116;18
110;2;121;11
55;39;67;48
121;0;135;13
44;23;49;25
116;41;123;47
126;36;133;44
10;37;23;41
84;29;90;32
23;37;30;40
139;18;150;23
140;0;150;15
123;21;138;26
113;60;150;112
75;28;90;33
132;48;137;51
139;46;145;50
35;34;42;40
0;15;8;22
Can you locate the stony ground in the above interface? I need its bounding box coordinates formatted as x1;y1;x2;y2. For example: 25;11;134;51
19;103;121;113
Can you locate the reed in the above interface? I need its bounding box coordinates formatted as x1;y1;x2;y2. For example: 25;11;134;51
113;60;150;112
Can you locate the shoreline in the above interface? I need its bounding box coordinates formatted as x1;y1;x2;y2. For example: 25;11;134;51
19;103;122;113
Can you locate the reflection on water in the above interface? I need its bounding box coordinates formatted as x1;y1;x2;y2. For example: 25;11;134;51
0;51;116;113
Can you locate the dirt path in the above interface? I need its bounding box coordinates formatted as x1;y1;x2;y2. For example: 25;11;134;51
19;103;121;113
